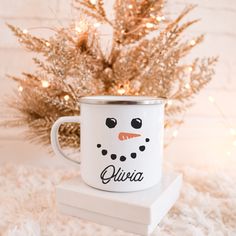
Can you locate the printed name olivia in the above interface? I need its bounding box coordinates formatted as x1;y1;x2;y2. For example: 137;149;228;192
100;165;144;184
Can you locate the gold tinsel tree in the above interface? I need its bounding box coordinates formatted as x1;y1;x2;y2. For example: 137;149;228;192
4;0;217;148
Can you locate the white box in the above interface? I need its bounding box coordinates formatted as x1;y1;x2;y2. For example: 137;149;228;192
56;172;182;235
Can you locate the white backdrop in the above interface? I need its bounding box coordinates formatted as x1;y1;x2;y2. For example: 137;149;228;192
0;0;235;169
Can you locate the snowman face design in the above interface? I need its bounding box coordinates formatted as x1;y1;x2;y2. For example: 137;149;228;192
96;117;150;162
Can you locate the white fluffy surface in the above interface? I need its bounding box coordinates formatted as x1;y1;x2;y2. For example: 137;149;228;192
0;164;235;236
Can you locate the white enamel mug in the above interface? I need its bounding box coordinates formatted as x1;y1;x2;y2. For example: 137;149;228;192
51;96;165;192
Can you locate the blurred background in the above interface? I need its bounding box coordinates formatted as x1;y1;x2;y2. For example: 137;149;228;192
0;0;235;170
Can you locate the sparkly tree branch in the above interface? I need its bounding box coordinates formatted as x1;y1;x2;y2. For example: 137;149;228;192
112;0;166;45
2;1;217;149
74;0;112;25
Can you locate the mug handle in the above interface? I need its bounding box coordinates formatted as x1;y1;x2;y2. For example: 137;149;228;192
51;116;81;164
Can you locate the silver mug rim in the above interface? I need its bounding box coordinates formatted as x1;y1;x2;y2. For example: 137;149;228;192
79;95;166;105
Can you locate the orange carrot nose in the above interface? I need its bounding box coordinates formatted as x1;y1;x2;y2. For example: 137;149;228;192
118;132;141;141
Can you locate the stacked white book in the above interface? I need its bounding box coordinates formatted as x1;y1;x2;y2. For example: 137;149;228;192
56;172;182;235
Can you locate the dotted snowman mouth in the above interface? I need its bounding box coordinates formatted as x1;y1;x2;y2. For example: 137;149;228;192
96;138;150;162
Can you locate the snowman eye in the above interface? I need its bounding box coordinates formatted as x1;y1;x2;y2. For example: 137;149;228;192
131;118;142;129
106;118;117;128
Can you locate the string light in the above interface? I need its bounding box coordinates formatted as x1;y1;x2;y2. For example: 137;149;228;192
41;80;50;88
167;86;235;154
117;88;126;95
93;22;101;28
23;29;28;34
128;4;133;9
64;95;70;101
90;0;97;5
150;13;155;18
186;66;193;72
75;25;83;33
75;21;88;34
226;151;231;156
167;99;173;106
146;22;154;28
45;42;50;47
172;130;179;138
208;96;215;103
207;95;236;156
156;16;162;22
233;140;236;147
189;40;196;46
18;86;23;92
229;128;236;136
185;83;191;89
